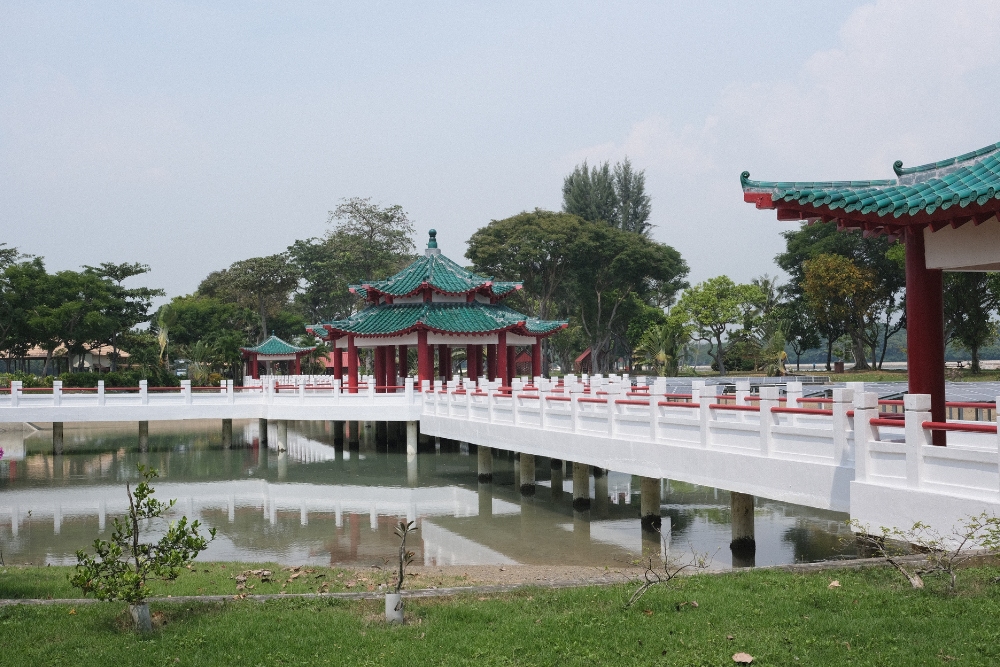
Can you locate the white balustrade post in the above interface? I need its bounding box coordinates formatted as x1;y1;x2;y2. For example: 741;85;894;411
853;392;879;483
758;387;779;457
298;380;306;404
10;380;20;407
220;380;226;395
487;384;495;423
367;380;375;400
511;381;521;425
649;392;659;442
139;380;148;406
538;383;549;429
405;378;414;404
903;394;933;489
98;380;106;406
182;379;192;405
735;380;750;406
333;379;341;402
785;381;803;426
52;380;62;407
227;380;235;404
693;381;713;448
831;388;854;464
570;384;581;433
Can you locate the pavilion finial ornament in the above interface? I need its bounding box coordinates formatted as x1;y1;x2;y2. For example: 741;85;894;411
425;229;441;256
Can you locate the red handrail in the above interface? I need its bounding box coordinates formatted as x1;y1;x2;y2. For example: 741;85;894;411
615;399;650;406
658;401;700;408
870;418;904;428
577;397;608;404
662;393;693;399
772;407;833;416
797;397;833;404
923;421;998;434
946;401;996;409
545;395;571;402
710;404;759;412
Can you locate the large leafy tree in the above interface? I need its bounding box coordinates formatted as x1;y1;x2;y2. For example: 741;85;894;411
571;223;688;373
777;222;905;369
466;210;583;321
33;269;118;371
199;254;300;341
944;272;1000;373
84;262;164;371
802;254;879;370
675;276;764;376
0;257;47;370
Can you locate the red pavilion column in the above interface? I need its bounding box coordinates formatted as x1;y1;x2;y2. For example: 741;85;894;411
906;227;946;445
398;345;408;379
347;335;358;394
531;340;542;379
251;355;259;380
468;344;481;383
386;345;397;390
333;346;343;381
496;332;507;387
438;344;450;380
487;344;497;381
506;345;516;385
374;346;385;393
417;331;432;386
294;354;302;376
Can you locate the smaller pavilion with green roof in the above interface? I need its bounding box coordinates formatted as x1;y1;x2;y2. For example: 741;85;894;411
241;335;316;379
307;230;567;393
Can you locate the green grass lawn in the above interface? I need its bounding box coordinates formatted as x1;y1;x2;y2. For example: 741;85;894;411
3;565;1000;666
0;562;472;600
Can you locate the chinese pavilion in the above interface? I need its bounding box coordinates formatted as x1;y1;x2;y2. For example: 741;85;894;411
742;140;1000;444
307;230;567;393
241;335;316;379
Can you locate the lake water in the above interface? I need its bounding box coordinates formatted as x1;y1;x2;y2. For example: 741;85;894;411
0;420;857;569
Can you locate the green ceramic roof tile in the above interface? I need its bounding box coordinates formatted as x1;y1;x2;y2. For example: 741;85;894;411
741;141;1000;220
350;231;522;299
241;335;315;355
313;302;566;337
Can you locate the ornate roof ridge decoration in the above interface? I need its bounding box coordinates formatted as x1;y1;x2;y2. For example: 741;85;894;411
741;140;1000;235
241;334;316;356
310;302;567;339
349;229;523;300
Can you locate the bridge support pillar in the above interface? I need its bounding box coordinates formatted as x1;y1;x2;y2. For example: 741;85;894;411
572;462;591;511
348;421;360;450
406;421;418;456
640;477;662;532
138;421;148;453
333;421;345;448
730;491;756;567
52;422;64;455
276;420;288;452
477;445;493;482
259;418;268;446
594;468;609;518
519;453;535;495
375;421;387;448
221;419;232;449
550;458;563;500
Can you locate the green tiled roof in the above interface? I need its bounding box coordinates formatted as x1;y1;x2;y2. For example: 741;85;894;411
241;335;315;356
350;240;521;299
741;141;1000;221
312;302;567;338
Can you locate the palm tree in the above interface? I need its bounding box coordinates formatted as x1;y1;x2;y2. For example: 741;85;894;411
634;318;688;377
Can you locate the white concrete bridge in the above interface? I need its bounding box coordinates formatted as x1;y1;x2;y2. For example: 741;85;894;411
2;375;999;538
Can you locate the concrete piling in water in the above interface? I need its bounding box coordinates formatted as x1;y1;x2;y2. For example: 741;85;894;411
406;421;418;456
348;421;360;450
276;420;288;452
137;421;148;453
477;445;493;483
52;422;64;455
221;419;232;449
333;421;345;448
593;468;609;518
730;491;756;567
519;453;535;495
550;458;563;500
478;482;493;518
640;476;662;532
572;462;591;511
259;418;269;446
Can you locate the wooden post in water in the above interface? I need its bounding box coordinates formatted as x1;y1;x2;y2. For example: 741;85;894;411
138;421;149;453
52;422;64;455
730;491;756;567
477;445;493;482
519;453;535;495
572;462;591;511
221;419;232;449
640;477;662;531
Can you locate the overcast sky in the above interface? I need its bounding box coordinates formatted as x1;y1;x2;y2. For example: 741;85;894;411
3;1;999;300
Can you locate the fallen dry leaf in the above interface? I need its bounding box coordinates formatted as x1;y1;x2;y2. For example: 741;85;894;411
643;609;654;616
68;609;76;615
727;635;735;641
690;600;699;608
828;580;841;589
289;572;302;581
733;652;754;664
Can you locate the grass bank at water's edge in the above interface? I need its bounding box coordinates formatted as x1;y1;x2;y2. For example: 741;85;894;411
2;565;1000;665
